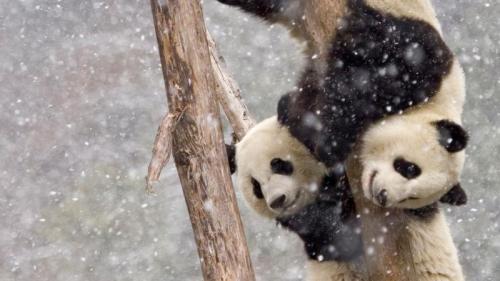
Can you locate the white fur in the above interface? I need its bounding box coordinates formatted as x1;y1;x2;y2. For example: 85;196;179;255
306;261;363;281
404;211;465;281
365;0;442;32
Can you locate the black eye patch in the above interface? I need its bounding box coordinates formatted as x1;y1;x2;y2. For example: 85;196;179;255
251;177;264;199
393;157;422;179
270;158;294;175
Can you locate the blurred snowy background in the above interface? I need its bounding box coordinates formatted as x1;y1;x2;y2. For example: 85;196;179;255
1;0;499;280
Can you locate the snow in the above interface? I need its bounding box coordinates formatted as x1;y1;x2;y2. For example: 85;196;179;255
0;0;499;280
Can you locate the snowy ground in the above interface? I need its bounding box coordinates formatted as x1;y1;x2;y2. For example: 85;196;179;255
1;1;499;280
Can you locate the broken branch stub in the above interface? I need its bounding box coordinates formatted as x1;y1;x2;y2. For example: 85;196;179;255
146;108;185;193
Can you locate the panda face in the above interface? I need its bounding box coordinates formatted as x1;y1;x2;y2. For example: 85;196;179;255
244;157;317;217
360;116;468;209
235;117;327;218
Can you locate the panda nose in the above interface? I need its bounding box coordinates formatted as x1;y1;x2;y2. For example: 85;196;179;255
270;195;287;209
376;189;388;207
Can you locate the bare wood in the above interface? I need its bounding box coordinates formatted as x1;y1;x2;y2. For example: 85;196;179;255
146;108;185;193
207;33;255;140
347;155;417;281
149;1;255;280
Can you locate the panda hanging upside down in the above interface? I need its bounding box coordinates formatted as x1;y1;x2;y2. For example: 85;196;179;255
216;0;466;171
226;117;467;281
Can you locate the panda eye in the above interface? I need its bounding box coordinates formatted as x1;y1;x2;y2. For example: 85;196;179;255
251;177;264;199
393;157;422;179
270;158;294;175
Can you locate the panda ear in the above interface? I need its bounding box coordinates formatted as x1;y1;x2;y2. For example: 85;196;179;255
433;120;469;153
439;183;467;206
277;93;291;126
225;144;237;174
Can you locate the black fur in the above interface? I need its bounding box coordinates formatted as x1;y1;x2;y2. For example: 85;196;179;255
278;1;454;167
405;203;439;219
434;120;469;153
277;69;326;154
393;158;422;179
439;183;467;206
251;177;265;199
271;158;294;175
277;173;363;261
226;144;237;174
216;0;283;19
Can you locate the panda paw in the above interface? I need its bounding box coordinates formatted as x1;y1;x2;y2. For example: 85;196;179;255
277;201;363;262
439;184;467;206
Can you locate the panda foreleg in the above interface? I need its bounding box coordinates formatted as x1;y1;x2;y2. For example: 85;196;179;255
306;260;363;281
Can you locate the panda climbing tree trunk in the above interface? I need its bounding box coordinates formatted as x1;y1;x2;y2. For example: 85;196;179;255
148;1;255;280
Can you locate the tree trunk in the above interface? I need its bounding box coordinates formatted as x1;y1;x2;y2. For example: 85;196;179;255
149;1;255;280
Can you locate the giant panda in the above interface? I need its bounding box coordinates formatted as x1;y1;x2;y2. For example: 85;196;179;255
216;0;466;173
228;116;467;281
228;117;364;261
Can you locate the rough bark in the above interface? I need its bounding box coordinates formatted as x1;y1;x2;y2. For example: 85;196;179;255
146;108;185;193
149;1;255;280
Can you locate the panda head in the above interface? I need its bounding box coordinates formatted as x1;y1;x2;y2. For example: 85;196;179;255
229;117;327;219
360;115;469;209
